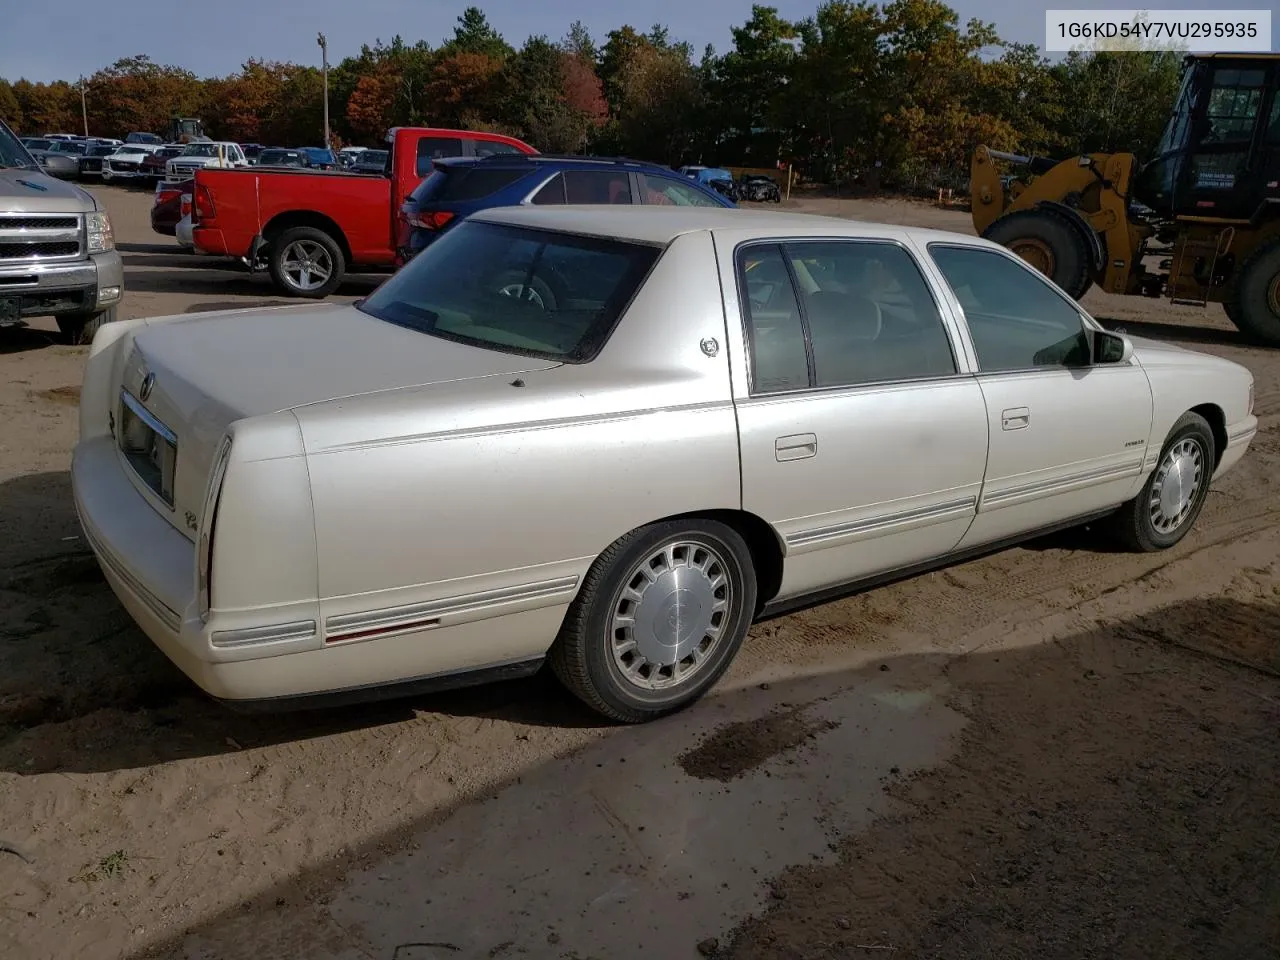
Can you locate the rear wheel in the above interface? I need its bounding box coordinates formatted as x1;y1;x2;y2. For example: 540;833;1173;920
549;519;757;723
56;304;119;346
268;226;345;298
982;208;1093;300
1107;411;1215;552
1224;237;1280;345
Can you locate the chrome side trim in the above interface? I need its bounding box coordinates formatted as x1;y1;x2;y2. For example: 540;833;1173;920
312;400;734;455
1227;424;1257;445
786;496;977;550
120;388;178;445
981;460;1143;509
325;575;580;641
80;518;182;632
211;620;318;649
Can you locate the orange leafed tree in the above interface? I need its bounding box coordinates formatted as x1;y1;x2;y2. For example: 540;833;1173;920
424;51;502;127
346;72;396;139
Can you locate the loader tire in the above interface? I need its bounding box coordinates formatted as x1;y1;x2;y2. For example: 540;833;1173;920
982;209;1093;301
1224;236;1280;346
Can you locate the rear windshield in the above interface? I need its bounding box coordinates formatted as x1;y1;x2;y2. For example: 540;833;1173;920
414;136;466;176
357;220;661;363
409;165;528;204
260;150;304;164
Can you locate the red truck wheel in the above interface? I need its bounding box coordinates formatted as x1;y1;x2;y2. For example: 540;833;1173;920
268;226;346;298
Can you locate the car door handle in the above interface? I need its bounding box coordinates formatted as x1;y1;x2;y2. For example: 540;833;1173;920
775;433;817;461
1001;407;1031;431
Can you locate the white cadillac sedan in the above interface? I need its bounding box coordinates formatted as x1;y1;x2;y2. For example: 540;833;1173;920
71;207;1258;722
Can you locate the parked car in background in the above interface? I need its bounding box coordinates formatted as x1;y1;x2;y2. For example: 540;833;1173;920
737;174;782;203
350;149;389;174
255;148;311;168
167;141;248;180
103;143;162;183
151;179;193;236
175;192;194;250
139;144;186;182
69;206;1258;720
241;144;264;165
189;126;538;297
298;147;339;170
126;132;163;145
79;142;118;179
21;137;53;152
338;146;368;168
0;118;123;344
399;154;735;260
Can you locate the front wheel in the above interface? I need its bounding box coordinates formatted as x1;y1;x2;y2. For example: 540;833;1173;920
56;304;119;346
268;226;346;298
1107;411;1215;552
549;519;758;723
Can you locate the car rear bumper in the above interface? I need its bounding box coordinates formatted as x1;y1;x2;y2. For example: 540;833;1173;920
73;432;558;706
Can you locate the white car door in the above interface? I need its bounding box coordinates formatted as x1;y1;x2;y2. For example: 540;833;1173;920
919;240;1155;549
723;235;990;604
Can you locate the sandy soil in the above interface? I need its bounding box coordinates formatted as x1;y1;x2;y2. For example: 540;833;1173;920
0;185;1276;960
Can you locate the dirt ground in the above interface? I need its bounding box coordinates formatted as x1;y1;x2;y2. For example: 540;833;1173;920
0;185;1277;960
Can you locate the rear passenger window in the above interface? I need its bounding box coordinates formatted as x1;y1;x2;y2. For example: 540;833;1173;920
738;246;811;393
475;140;525;157
532;171;633;205
738;241;958;393
415;137;466;176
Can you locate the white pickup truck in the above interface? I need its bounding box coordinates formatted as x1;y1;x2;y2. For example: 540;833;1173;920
166;142;248;181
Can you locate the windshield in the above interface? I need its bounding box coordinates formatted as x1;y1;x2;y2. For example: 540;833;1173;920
0;123;37;169
357;220;662;362
181;144;217;157
88;145;115;157
51;140;87;154
359;150;388;164
260;150;303;164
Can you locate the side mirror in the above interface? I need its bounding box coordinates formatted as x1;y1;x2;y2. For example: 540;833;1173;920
1094;330;1134;364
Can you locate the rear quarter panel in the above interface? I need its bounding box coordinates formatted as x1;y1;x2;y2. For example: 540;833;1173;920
293;231;741;653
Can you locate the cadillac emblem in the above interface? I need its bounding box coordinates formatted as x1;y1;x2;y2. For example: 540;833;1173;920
139;371;156;403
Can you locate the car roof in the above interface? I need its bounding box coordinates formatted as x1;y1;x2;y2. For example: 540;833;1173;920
433;154;672;173
467;205;993;249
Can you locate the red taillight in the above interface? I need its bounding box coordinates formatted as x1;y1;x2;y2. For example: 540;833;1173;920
407;210;454;230
193;184;215;223
155;188;181;206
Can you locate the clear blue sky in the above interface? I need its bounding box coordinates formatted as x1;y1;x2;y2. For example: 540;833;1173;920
0;0;1247;82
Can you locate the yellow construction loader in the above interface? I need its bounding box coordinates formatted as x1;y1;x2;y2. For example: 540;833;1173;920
971;53;1280;344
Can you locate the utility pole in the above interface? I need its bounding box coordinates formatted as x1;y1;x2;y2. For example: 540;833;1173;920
79;76;89;137
317;33;330;150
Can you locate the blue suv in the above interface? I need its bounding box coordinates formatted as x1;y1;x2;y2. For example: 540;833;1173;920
397;154;736;259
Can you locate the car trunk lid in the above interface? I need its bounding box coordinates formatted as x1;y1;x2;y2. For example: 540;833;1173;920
115;302;560;541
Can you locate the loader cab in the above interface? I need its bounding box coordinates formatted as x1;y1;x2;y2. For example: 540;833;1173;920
1134;54;1280;223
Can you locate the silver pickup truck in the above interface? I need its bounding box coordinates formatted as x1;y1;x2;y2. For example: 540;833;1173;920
0;119;124;344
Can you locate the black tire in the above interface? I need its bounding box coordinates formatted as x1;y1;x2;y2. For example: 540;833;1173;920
268;226;345;299
549;518;758;723
493;269;559;311
1224;236;1280;345
56;304;119;346
982;208;1093;300
1107;411;1216;552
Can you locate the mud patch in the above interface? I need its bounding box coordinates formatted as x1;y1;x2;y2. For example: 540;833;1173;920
32;385;80;405
678;706;840;782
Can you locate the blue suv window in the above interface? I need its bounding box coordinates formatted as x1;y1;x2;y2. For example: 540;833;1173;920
637;174;725;207
412;165;530;203
532;170;633;205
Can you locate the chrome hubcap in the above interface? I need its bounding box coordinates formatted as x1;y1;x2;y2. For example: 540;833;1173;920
1149;438;1204;534
498;282;546;309
610;540;732;691
281;240;333;291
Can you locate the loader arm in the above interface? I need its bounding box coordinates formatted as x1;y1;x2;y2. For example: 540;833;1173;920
970;145;1147;296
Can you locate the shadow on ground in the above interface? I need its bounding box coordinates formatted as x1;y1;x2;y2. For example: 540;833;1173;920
135;596;1280;960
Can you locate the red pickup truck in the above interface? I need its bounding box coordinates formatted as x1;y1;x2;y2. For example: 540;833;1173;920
189;126;536;297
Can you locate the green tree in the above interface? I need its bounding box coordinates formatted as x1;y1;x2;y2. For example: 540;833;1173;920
443;7;513;61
